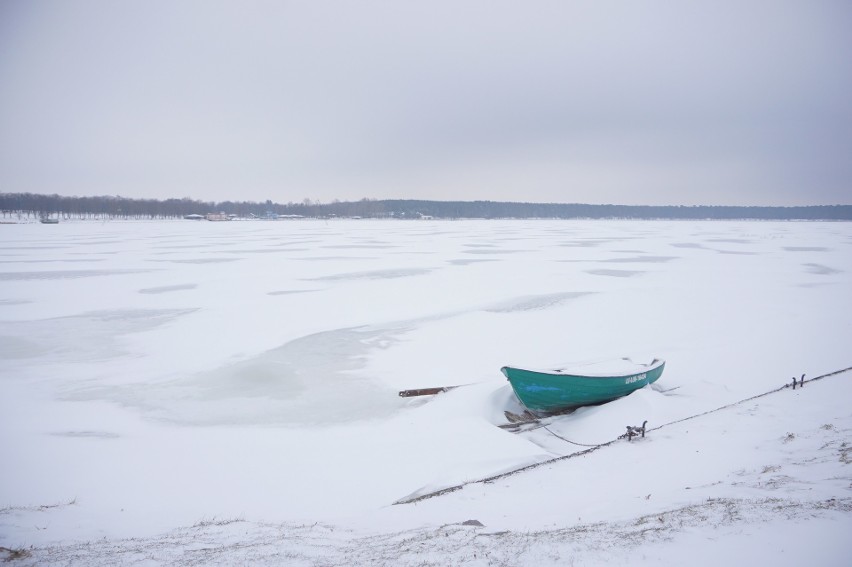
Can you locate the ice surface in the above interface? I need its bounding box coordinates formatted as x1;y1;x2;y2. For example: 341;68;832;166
1;219;850;565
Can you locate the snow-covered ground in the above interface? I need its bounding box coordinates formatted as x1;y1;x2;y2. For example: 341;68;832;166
1;219;850;565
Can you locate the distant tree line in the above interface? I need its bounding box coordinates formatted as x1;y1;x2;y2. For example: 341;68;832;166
1;192;851;221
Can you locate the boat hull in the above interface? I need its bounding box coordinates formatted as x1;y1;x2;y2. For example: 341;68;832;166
501;359;665;413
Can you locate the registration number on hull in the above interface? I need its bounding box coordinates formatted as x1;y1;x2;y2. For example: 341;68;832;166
625;373;647;384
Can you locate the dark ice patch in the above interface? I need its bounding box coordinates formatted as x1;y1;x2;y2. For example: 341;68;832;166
448;259;499;266
603;256;678;264
587;269;643;278
49;431;120;439
139;284;198;294
0;269;153;281
268;289;320;296
307;268;432;281
803;263;841;275
486;292;590;313
154;258;241;264
0;298;32;306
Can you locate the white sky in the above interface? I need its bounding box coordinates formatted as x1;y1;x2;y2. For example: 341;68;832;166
1;1;851;205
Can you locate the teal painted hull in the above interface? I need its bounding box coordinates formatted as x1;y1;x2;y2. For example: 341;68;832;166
501;359;665;413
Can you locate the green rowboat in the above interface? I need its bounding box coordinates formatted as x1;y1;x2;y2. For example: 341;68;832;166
501;358;666;413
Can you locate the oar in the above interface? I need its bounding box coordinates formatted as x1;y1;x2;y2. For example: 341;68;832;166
398;386;458;397
398;383;478;397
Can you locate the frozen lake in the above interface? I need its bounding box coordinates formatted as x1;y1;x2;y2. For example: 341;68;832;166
1;219;851;565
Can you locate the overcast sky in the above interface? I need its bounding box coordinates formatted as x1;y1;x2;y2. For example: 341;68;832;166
1;1;850;206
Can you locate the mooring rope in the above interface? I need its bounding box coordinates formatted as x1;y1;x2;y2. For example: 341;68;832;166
393;364;852;506
540;424;604;447
647;365;852;433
